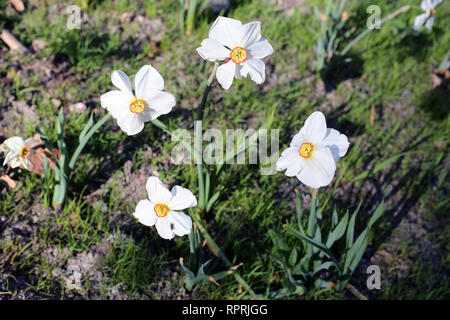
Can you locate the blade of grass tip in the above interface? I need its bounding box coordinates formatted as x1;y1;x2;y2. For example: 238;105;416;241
192;212;256;298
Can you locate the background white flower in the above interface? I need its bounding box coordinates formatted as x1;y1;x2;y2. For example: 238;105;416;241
133;176;197;240
277;111;350;189
414;0;442;30
197;16;273;90
0;136;33;170
101;65;176;135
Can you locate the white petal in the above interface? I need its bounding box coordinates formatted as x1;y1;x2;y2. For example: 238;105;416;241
247;39;273;59
169;186;197;211
134;200;157;227
276;147;303;177
168;211;192;237
21;158;30;170
421;0;432;11
300;111;327;143
116;112;145;135
216;60;236;90
240;58;265;84
155;218;175;240
111;70;133;95
146;176;173;204
239;21;261;47
296;146;336;188
142;91;176;121
289;132;306;148
320;128;349;162
134;65;164;98
9;157;22;168
24;137;35;146
432;0;442;7
197;38;230;62
209;16;242;48
425;16;435;30
4;137;24;151
414;13;428;30
100;90;132;120
4;149;19;165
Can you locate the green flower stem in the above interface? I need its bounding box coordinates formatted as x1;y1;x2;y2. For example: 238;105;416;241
192;213;257;298
340;5;411;56
196;62;219;210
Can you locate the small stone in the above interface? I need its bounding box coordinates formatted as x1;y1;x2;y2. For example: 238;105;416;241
52;98;61;108
68;102;87;113
32;39;49;53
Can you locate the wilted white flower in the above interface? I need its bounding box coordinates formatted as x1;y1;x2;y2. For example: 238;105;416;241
197;16;273;90
0;136;33;170
277;111;349;189
133;176;197;240
414;0;442;30
101;65;176;135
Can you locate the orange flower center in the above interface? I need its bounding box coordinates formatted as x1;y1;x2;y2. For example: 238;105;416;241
230;47;248;64
299;143;314;159
18;146;30;158
429;9;436;18
129;98;146;114
154;203;169;218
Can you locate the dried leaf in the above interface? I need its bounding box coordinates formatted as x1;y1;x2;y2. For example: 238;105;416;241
0;174;17;188
26;133;60;175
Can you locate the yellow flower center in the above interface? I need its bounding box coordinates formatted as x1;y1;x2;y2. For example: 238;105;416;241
429;9;436;18
299;143;314;159
18;146;30;158
230;47;248;64
154;203;169;218
129;98;146;114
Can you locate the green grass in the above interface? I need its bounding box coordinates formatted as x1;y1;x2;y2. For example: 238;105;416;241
0;0;448;300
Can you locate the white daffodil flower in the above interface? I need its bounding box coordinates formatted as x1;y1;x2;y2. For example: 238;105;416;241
277;111;350;189
101;65;176;135
197;16;273;90
0;136;33;170
414;0;442;30
133;176;197;240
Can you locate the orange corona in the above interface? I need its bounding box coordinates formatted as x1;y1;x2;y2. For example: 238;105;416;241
230;47;248;64
299;143;314;159
154;203;169;218
129;98;146;114
18;146;30;158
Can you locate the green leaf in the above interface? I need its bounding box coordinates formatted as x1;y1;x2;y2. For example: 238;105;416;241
79;113;94;142
344;228;368;273
368;200;385;228
268;229;289;252
289;248;298;268
346;201;362;249
295;190;303;229
206;189;221;212
332;206;338;228
326;210;349;248
348;229;372;273
313;261;334;275
286;225;341;273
